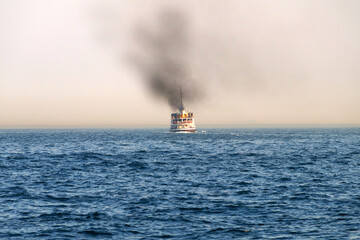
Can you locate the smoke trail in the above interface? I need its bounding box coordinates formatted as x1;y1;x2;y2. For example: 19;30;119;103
131;8;201;110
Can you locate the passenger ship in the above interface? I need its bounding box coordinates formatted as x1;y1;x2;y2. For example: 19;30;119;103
170;90;196;132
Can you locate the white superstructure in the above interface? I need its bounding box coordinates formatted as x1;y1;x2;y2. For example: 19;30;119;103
170;109;196;132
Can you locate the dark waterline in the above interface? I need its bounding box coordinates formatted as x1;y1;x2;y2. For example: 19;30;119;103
0;128;359;239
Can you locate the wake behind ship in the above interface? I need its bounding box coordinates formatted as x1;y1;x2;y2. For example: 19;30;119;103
170;90;196;132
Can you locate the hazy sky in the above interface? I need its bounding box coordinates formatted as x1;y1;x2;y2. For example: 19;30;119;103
1;0;359;127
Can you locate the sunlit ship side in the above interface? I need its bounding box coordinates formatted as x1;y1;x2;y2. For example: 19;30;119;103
170;109;196;132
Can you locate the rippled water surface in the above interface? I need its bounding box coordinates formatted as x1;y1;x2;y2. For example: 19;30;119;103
0;128;359;239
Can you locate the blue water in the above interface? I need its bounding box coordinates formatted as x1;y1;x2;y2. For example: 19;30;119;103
0;128;359;239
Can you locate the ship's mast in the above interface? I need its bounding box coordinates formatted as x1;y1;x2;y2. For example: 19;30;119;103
179;87;184;112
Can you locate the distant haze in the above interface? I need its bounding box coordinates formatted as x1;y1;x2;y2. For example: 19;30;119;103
0;0;359;127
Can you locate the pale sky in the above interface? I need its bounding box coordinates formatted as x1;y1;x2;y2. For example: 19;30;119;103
1;0;359;127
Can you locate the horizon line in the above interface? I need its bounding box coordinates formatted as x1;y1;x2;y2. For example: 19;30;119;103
0;123;359;130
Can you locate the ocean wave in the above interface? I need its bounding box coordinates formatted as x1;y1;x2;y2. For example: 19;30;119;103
0;128;358;239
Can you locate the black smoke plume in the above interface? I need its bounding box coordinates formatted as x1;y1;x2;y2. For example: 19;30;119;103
131;8;201;110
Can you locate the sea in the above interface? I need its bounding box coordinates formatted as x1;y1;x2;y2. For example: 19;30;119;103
0;128;359;239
